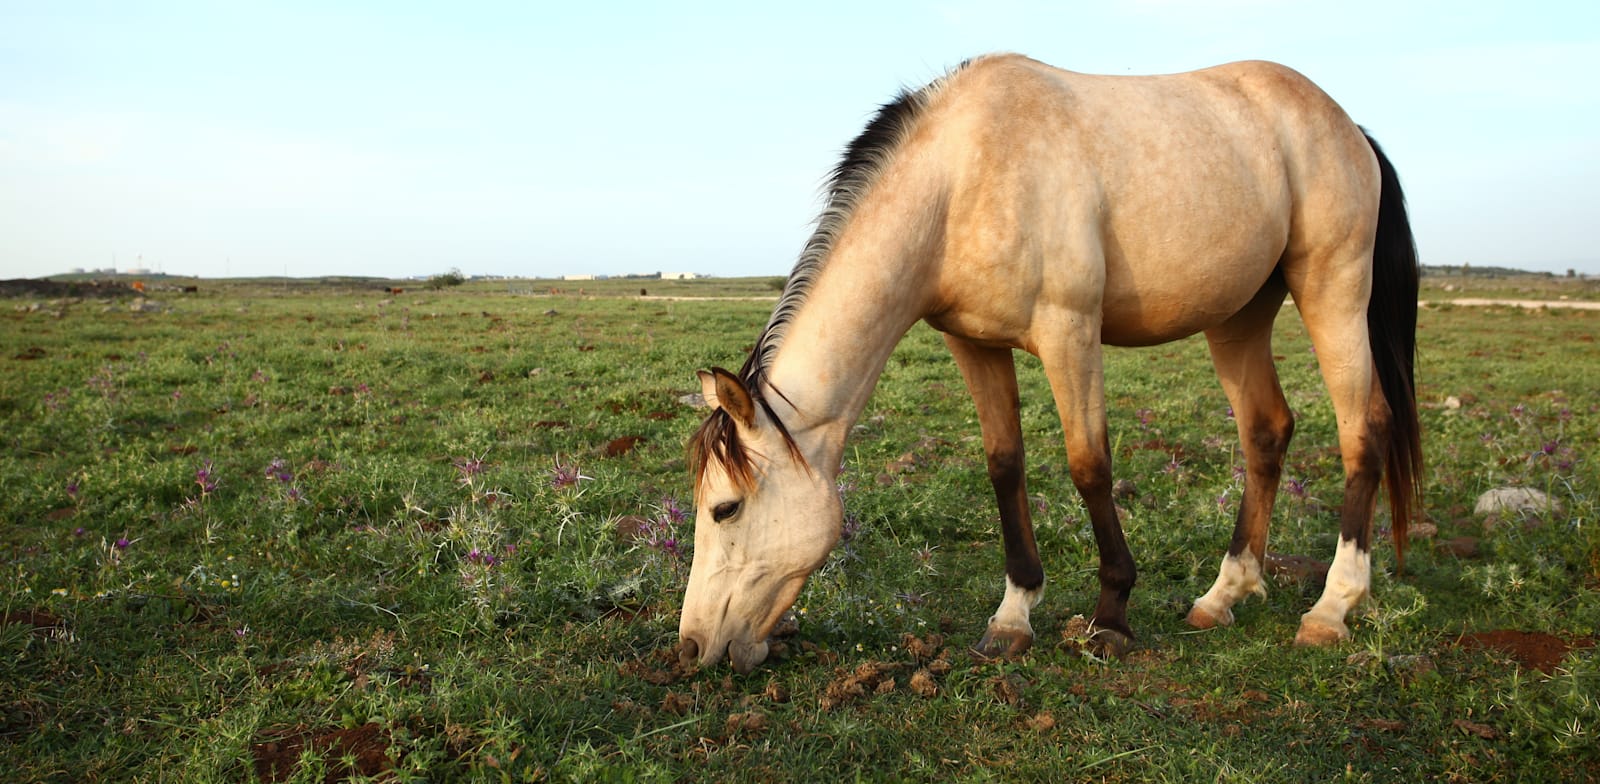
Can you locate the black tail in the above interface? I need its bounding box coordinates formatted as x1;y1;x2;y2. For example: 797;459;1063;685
1363;130;1423;571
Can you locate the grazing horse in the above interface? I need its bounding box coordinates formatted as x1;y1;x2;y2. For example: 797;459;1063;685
681;54;1421;674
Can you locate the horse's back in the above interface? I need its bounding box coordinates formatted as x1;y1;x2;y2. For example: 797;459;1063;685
925;56;1377;348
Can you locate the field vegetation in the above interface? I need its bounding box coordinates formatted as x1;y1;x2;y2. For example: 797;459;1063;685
2;276;1596;782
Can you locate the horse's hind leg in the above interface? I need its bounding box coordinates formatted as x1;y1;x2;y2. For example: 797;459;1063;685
944;334;1045;658
1188;280;1294;629
1289;263;1392;645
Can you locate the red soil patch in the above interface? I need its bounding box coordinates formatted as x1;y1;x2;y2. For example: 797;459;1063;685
0;610;66;635
251;722;393;783
602;435;646;457
1457;630;1595;674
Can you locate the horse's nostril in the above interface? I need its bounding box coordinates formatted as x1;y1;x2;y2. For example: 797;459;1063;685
676;636;701;669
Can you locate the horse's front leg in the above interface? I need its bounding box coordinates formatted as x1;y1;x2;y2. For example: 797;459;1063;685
944;334;1045;658
1037;327;1137;657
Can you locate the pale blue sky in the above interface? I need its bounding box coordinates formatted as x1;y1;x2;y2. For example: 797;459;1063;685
2;1;1596;279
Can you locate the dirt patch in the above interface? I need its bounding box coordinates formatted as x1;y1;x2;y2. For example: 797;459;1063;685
602;435;646;457
1457;630;1595;674
1263;552;1330;587
621;645;699;686
0;609;66;636
251;722;393;783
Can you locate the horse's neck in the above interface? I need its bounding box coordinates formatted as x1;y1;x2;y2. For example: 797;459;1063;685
762;200;942;475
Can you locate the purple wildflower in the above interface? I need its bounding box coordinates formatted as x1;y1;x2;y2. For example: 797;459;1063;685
1163;454;1183;474
74;527;87;537
264;458;293;483
114;537;130;550
66;480;80;500
840;513;862;544
195;460;219;495
44;387;72;411
549;458;591;490
452;456;486;486
660;496;689;524
1137;408;1154;427
171;388;182;401
1284;477;1308;499
251;369;269;383
465;548;498;567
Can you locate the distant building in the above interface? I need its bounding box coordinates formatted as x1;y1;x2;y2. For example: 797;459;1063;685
562;274;599;281
661;272;702;280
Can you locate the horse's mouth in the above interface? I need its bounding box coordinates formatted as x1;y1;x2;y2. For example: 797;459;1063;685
677;629;783;674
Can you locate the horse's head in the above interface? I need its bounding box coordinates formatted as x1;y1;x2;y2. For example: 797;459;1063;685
679;367;841;673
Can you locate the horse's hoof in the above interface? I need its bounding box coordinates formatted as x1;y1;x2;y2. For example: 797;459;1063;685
1185;603;1233;630
1294;615;1350;646
972;627;1034;660
1088;627;1136;658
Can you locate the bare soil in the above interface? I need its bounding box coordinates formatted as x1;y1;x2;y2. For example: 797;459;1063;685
1456;630;1596;674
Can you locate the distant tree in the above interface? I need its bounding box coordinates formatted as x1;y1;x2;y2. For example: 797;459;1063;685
428;268;466;289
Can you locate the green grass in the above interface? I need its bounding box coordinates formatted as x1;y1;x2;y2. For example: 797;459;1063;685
2;281;1597;782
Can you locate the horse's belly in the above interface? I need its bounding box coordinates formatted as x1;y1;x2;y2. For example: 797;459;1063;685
1097;264;1273;347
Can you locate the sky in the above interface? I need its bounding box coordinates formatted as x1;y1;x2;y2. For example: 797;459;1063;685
1;1;1596;280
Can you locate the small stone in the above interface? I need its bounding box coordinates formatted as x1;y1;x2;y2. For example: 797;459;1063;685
1475;487;1561;518
1437;536;1480;558
1346;650;1382;668
1112;478;1138;499
1387;654;1436;684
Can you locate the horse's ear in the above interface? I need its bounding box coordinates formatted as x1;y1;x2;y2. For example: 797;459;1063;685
698;367;756;428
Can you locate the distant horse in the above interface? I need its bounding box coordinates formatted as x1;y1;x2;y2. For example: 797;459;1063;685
682;54;1420;673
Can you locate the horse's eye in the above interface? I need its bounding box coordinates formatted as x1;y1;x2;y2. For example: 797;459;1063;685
712;501;742;523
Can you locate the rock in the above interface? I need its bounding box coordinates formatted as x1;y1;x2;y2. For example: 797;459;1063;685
1443;396;1462;410
1387;654;1437;684
1475;487;1562;519
678;393;706;408
1112;478;1138;500
1346;650;1382;668
1437;536;1480;558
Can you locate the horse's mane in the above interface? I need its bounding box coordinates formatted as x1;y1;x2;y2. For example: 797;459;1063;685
689;61;971;493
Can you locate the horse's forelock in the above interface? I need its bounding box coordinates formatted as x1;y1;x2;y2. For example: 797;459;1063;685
687;378;809;499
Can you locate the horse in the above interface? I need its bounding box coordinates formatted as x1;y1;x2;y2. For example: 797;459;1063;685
680;54;1421;674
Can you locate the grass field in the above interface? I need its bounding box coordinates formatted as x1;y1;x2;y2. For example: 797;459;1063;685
2;277;1597;782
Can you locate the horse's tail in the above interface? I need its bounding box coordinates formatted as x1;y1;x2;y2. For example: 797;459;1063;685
1363;130;1423;572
